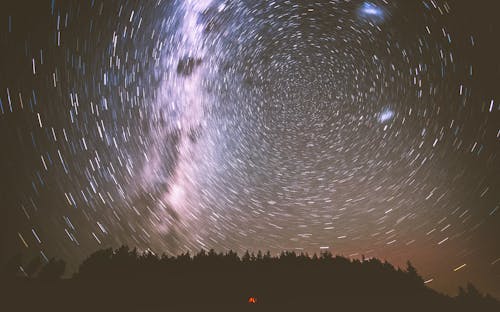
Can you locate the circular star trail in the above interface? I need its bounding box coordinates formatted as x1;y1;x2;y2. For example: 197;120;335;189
0;0;499;297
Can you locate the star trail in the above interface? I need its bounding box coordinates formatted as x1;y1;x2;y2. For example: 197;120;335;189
0;0;499;297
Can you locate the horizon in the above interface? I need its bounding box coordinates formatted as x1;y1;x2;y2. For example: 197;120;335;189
5;244;498;300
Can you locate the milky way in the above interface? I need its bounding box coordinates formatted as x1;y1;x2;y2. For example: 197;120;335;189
0;0;499;297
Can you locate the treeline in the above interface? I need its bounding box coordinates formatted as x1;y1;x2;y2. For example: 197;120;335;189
2;246;499;311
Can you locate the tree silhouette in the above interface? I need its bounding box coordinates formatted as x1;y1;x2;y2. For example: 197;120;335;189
38;258;66;281
3;253;24;278
24;255;43;278
406;260;425;286
1;247;498;312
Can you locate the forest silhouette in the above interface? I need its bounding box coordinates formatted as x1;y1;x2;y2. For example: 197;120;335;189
2;246;499;311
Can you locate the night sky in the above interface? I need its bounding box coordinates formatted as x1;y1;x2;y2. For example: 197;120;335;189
0;0;499;297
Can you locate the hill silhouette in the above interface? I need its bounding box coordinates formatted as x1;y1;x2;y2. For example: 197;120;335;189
2;246;499;312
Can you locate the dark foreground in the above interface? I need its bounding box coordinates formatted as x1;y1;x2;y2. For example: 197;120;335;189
2;247;499;312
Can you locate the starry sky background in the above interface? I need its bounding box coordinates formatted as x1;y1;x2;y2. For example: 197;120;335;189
0;0;499;297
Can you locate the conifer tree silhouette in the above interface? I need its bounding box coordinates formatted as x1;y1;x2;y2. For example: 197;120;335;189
2;246;499;312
